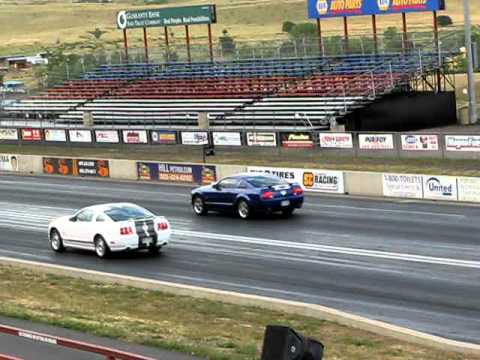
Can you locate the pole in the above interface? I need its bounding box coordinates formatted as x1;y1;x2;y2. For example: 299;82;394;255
208;23;214;62
343;17;349;54
123;29;129;63
316;19;323;56
372;15;378;54
464;0;478;124
433;11;441;92
185;25;191;63
164;26;170;62
402;13;408;52
143;27;149;63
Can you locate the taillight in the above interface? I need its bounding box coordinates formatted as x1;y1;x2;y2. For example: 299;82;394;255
120;226;133;235
261;191;274;200
157;222;169;231
292;186;303;196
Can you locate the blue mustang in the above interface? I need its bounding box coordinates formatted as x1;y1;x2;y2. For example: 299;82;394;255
191;174;304;219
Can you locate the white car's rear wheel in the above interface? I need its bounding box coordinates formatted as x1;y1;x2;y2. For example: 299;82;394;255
94;236;110;258
49;229;64;253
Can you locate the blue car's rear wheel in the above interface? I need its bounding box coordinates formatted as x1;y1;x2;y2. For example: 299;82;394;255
192;196;208;216
237;199;251;219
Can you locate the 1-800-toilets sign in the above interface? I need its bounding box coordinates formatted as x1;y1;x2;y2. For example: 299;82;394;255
117;5;216;30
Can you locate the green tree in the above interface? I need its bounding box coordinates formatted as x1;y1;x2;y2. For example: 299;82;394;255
282;21;296;34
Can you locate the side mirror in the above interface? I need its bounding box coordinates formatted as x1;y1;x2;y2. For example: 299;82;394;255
212;183;220;190
69;216;77;222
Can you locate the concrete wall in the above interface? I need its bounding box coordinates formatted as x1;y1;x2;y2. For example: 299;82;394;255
109;159;136;180
344;171;383;197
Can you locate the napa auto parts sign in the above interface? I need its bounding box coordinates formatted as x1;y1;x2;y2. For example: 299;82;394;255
247;166;344;193
308;0;444;18
401;134;438;151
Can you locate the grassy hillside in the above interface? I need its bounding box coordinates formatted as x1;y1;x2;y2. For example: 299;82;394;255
0;0;478;55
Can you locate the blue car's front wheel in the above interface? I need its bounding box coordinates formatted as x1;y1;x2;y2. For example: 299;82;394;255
237;199;251;219
192;195;208;216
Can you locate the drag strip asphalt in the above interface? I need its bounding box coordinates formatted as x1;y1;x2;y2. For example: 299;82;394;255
0;174;478;344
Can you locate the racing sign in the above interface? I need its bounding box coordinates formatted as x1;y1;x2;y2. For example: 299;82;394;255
246;132;277;147
21;128;42;141
122;130;148;144
247;166;344;193
95;130;119;144
117;5;216;30
319;133;353;149
44;129;67;142
401;134;438;151
213;132;242;146
151;130;177;145
445;135;480;152
137;162;216;185
280;132;314;148
43;158;110;177
181;131;209;145
0;154;18;172
308;0;445;19
359;134;394;150
0;129;18;140
69;130;92;143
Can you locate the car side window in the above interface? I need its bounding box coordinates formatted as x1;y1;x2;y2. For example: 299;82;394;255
238;180;248;189
77;210;94;222
218;178;239;189
96;214;106;222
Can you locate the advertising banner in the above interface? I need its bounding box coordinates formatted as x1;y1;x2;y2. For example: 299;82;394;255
69;130;92;143
95;130;119;144
0;129;18;140
44;129;67;142
0;154;18;172
137;162;216;185
308;0;445;19
151;130;177;145
319;133;353;149
246;132;277;147
213;132;242;146
382;173;423;199
280;132;314;148
359;134;394;150
422;175;457;201
181;131;209;145
122;130;148;144
117;5;216;30
401;134;438;151
247;166;344;193
457;177;480;202
445;135;480;152
43;158;109;177
21;128;42;141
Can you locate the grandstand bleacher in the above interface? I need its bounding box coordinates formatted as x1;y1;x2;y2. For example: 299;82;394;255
3;52;449;130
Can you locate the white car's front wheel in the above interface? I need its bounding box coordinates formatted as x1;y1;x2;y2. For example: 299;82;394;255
49;229;65;253
94;236;110;258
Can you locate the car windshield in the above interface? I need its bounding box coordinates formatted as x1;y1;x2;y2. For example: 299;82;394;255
104;206;154;222
245;176;288;188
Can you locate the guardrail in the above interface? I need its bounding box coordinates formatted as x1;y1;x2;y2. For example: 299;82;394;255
1;126;480;159
0;324;156;360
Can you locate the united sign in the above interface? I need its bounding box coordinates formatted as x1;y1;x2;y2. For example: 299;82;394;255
308;0;445;18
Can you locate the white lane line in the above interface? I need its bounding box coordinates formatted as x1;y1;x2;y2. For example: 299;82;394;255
0;180;190;198
173;229;480;269
305;203;466;218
